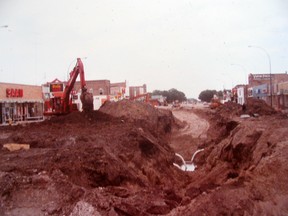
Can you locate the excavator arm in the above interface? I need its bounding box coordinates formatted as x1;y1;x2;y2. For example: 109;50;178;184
44;58;93;116
63;58;93;113
78;59;94;112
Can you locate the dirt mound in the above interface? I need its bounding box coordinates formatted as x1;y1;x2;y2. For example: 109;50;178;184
246;97;277;115
215;98;278;119
100;100;174;134
0;101;188;215
216;101;243;118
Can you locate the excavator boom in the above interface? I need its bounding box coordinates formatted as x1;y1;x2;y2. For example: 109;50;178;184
44;58;93;115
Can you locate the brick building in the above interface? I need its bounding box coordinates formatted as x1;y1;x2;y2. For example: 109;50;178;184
110;81;127;101
248;73;288;109
43;79;128;111
0;82;44;125
276;81;288;111
74;80;127;109
248;73;288;87
73;80;111;96
129;84;147;99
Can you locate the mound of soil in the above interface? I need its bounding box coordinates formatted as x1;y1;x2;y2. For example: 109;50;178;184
215;98;278;119
217;101;242;117
246;97;277;115
100;100;175;135
0;101;187;216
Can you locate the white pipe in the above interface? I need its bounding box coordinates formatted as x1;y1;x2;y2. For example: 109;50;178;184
173;163;182;170
175;153;186;165
191;149;204;162
175;153;187;171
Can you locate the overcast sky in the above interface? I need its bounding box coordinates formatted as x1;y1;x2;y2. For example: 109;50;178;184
0;0;287;98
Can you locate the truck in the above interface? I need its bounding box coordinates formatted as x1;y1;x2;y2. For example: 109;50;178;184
44;58;93;115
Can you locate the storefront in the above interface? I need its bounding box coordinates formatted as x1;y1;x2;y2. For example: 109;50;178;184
277;81;288;111
0;83;44;125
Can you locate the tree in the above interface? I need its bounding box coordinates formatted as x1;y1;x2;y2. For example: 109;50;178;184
152;88;187;103
198;89;217;102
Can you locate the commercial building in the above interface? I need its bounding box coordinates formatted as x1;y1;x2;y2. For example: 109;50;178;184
247;72;288;110
236;85;246;105
43;79;128;111
129;84;147;99
0;82;44;125
276;81;288;111
110;81;127;101
0;79;144;125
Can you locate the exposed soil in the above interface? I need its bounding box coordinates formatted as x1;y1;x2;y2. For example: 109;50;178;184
0;99;288;215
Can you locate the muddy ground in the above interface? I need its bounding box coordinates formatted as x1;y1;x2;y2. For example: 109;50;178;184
0;99;288;215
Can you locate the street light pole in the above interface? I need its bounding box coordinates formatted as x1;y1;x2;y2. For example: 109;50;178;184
248;45;272;107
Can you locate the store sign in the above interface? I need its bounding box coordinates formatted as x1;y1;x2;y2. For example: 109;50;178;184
6;88;24;98
249;74;271;81
50;83;64;92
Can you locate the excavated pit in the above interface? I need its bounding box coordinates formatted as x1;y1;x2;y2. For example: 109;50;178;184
0;99;288;215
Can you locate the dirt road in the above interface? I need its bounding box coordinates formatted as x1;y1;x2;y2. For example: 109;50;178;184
172;108;209;139
168;107;210;161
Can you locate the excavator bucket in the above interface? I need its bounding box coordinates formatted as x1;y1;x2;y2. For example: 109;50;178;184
80;88;94;112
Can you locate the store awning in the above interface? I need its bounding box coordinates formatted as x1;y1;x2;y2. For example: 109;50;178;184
51;92;63;97
0;99;44;103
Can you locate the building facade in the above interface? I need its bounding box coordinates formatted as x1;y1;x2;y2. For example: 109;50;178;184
43;79;128;111
74;80;111;96
0;82;44;125
129;84;147;99
1;78;142;125
276;81;288;111
237;86;246;105
247;73;288;109
110;81;127;101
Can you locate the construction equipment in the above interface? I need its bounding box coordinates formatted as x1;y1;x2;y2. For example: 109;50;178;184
209;98;222;109
130;93;150;103
44;58;93;115
209;95;222;109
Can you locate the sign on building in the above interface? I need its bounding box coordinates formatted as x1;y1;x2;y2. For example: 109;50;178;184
6;88;23;98
50;83;64;92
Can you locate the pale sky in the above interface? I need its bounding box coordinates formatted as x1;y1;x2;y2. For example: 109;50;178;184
0;0;287;98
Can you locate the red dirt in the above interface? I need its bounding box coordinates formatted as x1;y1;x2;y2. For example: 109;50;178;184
0;99;288;215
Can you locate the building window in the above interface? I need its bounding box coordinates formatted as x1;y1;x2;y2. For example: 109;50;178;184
99;88;104;95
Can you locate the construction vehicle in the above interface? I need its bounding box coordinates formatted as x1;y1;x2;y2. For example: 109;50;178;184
129;93;162;107
44;58;93;115
130;93;151;103
209;97;222;109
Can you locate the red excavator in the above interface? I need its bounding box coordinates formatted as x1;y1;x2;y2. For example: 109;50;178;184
44;58;93;115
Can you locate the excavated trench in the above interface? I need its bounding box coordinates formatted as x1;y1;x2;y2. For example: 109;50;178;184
0;100;288;215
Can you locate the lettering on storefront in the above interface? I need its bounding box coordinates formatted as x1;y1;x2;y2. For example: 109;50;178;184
6;88;24;98
249;74;272;81
50;83;64;92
